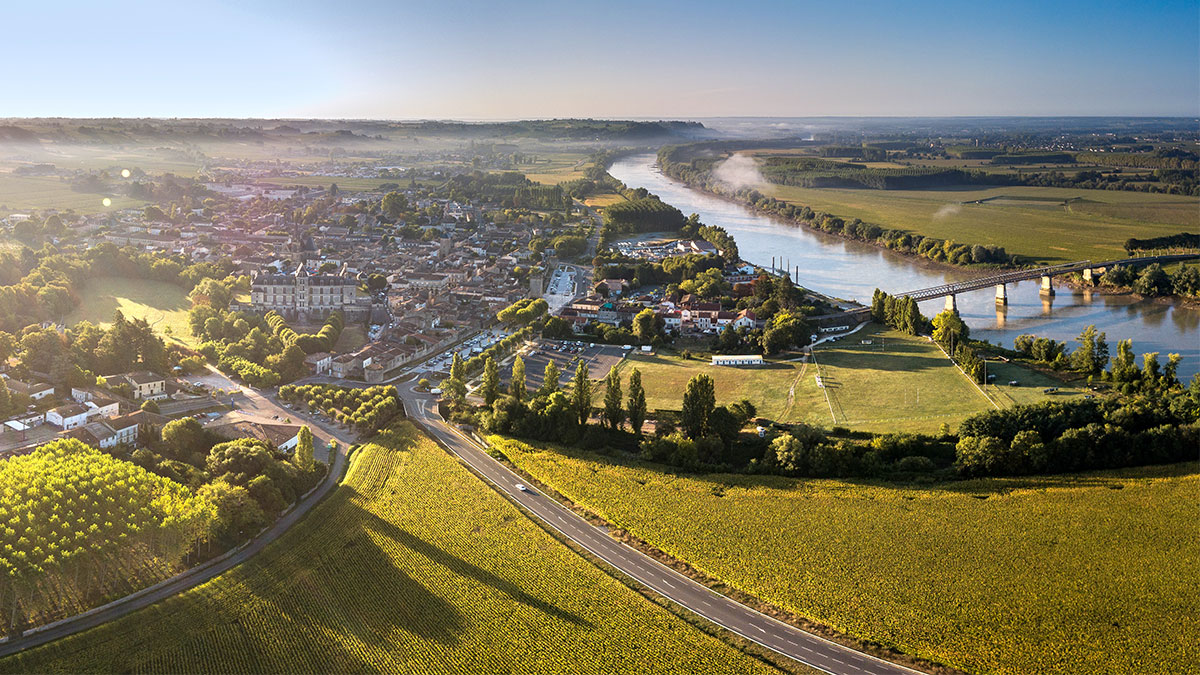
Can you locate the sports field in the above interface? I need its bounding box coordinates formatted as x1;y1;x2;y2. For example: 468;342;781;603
618;327;1065;434
613;352;808;420
496;436;1200;675
65;277;195;345
764;182;1197;264
1;423;782;674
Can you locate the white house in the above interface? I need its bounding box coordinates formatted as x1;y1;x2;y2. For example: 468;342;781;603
107;371;168;400
85;398;120;418
710;354;764;367
5;378;55;401
47;403;91;430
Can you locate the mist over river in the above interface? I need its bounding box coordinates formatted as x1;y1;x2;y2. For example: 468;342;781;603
608;154;1200;379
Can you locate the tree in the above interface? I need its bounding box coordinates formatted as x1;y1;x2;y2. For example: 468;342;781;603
603;367;624;430
632;308;658;343
681;374;716;439
1072;324;1108;376
931;309;969;351
161;417;208;463
0;378;12;418
570;360;592;426
627;368;647;436
450;353;465;382
480;356;500;405
140;399;160;414
1133;264;1171;296
509;356;526;402
294;425;314;472
382;191;408;219
539;360;561;396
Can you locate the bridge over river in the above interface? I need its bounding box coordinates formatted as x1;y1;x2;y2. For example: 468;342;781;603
828;252;1199;320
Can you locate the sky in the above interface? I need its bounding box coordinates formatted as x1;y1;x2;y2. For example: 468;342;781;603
3;0;1197;119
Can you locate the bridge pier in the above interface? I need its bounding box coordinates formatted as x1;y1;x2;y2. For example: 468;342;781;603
944;294;957;313
1040;275;1055;296
995;283;1008;305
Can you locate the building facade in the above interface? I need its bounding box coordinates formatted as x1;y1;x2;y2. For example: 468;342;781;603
250;263;361;318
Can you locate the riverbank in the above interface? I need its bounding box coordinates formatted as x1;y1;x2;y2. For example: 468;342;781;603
654;157;1200;305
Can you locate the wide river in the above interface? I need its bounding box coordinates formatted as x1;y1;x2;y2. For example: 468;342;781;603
609;154;1200;379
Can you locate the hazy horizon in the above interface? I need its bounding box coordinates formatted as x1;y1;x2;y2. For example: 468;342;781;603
4;0;1196;119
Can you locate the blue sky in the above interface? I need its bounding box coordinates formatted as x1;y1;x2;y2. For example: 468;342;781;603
3;0;1197;118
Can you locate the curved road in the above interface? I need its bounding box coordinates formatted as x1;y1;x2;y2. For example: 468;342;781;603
0;380;355;659
396;381;922;675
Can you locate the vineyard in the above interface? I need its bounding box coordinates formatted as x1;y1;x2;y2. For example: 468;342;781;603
277;384;400;433
0;439;213;633
1;423;782;674
496;436;1200;675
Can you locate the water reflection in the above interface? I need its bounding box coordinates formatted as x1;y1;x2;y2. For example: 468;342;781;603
609;154;1200;378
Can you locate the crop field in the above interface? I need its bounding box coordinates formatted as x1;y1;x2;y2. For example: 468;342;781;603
521;152;589;185
764;182;1198;264
0;173;147;215
495;436;1200;675
1;423;782;674
582;192;628;208
65;277;195;345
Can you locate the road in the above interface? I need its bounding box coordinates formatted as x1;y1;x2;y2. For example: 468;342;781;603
0;372;356;658
396;381;920;675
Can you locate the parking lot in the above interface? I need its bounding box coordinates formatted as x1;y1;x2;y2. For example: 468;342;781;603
544;265;580;314
417;329;511;377
512;339;628;389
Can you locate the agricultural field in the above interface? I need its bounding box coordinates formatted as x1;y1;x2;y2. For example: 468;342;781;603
1;423;783;674
65;277;195;345
0;173;147;215
582;192;628;208
764;182;1198;264
520;152;589;185
496;436;1200;675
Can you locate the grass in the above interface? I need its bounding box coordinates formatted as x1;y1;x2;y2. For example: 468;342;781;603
520;152;590;185
64;277;195;345
495;436;1200;675
582;192;629;208
764;182;1198;264
0;173;147;215
333;324;368;352
617;326;1069;434
1;423;783;674
613;352;808;420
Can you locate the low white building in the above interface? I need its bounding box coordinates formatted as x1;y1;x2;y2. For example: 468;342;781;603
710;354;764;367
47;403;91;430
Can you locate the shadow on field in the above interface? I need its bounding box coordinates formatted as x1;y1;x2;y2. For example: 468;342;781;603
359;507;593;630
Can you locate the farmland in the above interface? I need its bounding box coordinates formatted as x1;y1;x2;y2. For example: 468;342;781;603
64;277;195;345
0;173;147;215
1;423;782;674
616;327;1072;434
496;436;1200;675
764;181;1198;264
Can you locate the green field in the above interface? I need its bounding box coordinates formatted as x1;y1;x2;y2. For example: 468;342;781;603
495;436;1200;675
0;173;147;215
1;423;782;674
619;327;1069;434
765;182;1198;264
65;277;194;345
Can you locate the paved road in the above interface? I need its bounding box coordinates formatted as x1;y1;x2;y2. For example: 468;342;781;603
396;381;920;675
0;378;356;659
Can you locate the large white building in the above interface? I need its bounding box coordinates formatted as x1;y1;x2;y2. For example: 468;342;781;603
250;263;360;317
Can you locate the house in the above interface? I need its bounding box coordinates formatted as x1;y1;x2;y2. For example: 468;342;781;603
47;403;91;430
304;352;332;375
107;371;168;400
4;378;55;401
210;420;303;452
711;354;764;367
733;309;762;329
85;398;120;419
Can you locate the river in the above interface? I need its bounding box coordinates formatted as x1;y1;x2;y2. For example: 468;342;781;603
608;154;1200;379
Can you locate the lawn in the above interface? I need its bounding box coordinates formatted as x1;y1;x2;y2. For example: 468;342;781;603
65;277;195;345
764;182;1198;264
616;328;1074;435
613;352;808;420
1;423;782;674
495;436;1200;675
799;327;996;434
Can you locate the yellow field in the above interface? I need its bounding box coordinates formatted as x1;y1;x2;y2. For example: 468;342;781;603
496;436;1200;675
1;423;783;674
582;193;628;208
